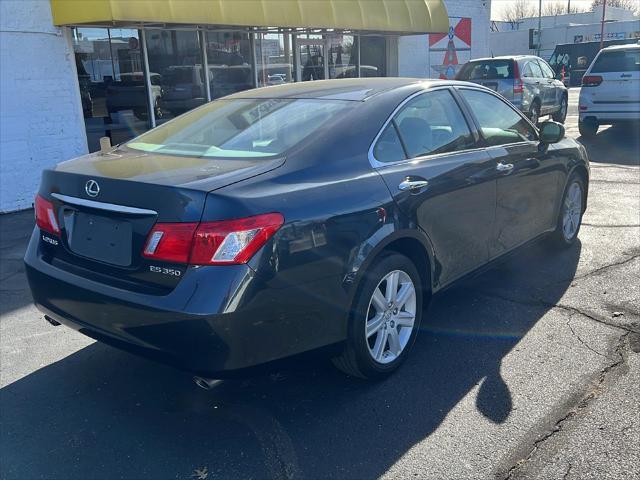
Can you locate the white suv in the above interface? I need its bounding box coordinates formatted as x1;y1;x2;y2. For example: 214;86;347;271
578;43;640;138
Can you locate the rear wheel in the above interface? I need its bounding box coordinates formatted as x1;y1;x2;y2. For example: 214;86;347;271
578;118;598;138
552;95;568;123
549;173;585;248
332;253;423;379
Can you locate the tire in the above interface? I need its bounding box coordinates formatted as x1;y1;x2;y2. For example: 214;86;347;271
552;95;568;123
332;253;423;379
529;101;541;125
578;119;598;138
549;173;585;248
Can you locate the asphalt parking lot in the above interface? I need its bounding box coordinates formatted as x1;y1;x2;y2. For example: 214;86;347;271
1;88;639;480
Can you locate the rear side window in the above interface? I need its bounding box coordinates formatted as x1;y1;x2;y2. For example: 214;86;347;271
522;60;543;78
459;89;537;146
393;90;474;159
538;60;556;79
457;60;514;80
591;50;640;73
373;124;406;163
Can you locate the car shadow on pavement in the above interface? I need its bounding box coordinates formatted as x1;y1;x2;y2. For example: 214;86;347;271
577;124;640;166
0;240;581;480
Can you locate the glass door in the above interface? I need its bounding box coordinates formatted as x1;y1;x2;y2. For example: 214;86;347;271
296;37;328;81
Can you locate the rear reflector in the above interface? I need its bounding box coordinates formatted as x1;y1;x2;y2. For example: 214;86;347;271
582;75;603;87
143;213;284;266
143;222;198;264
35;194;60;235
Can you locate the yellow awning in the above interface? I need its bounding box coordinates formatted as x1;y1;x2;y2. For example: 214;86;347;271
50;0;449;34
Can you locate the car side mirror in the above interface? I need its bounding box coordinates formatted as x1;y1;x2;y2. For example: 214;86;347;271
539;121;565;144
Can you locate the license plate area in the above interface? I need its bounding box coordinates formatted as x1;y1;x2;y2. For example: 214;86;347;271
66;211;132;267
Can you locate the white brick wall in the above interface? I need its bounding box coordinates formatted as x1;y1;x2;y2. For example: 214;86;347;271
398;0;492;78
0;0;87;212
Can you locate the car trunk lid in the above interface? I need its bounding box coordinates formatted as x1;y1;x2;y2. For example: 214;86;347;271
39;147;283;292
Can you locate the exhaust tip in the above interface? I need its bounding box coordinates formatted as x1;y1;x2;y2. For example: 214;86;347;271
44;315;61;326
193;376;222;391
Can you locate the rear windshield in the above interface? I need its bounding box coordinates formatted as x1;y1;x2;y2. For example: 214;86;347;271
162;68;194;85
592;49;640;73
127;98;352;158
457;60;514;80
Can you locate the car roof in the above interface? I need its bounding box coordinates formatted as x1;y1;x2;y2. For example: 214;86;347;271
601;43;640;51
225;78;472;102
466;55;538;62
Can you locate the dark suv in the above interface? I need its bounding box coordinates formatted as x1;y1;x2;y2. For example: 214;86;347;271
456;55;568;125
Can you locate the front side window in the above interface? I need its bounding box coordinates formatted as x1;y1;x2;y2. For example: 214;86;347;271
459;89;537;146
392;90;474;159
127;98;351;158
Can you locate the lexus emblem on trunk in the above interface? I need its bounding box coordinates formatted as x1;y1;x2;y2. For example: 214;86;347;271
85;179;100;197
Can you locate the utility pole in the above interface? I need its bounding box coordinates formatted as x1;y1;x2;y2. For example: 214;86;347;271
567;0;571;14
600;0;607;51
536;0;542;57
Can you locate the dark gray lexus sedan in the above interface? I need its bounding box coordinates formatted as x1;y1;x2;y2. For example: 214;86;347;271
24;78;589;382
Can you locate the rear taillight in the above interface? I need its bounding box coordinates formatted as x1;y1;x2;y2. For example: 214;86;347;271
512;61;524;94
142;213;284;265
582;75;603;87
34;194;60;235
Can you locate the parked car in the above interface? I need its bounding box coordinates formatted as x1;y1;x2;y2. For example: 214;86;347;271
159;65;208;115
456;56;568;125
578;43;640;138
25;79;589;383
106;72;163;120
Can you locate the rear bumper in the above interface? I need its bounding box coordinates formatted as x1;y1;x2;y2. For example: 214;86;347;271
24;229;346;376
579;110;640;123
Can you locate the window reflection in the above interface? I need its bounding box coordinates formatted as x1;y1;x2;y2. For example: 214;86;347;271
257;33;293;86
206;31;254;99
73;28;149;152
360;36;387;77
329;35;357;79
145;29;204;123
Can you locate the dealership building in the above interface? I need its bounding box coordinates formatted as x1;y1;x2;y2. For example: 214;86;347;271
0;0;491;212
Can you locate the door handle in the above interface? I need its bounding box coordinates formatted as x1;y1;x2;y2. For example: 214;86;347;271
496;162;514;173
398;178;429;192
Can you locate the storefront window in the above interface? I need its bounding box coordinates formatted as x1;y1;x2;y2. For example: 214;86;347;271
360;36;387;77
205;31;254;99
145;29;204;124
257;33;293;86
328;34;357;79
72;28;149;152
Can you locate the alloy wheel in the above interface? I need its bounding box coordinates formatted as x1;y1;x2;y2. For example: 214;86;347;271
530;105;539;125
562;181;582;241
365;270;416;364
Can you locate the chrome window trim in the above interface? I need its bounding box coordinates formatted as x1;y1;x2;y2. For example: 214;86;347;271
51;194;157;216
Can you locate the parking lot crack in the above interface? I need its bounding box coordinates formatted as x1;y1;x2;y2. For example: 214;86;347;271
571;254;640;281
501;332;630;480
473;290;638;334
566;315;612;359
